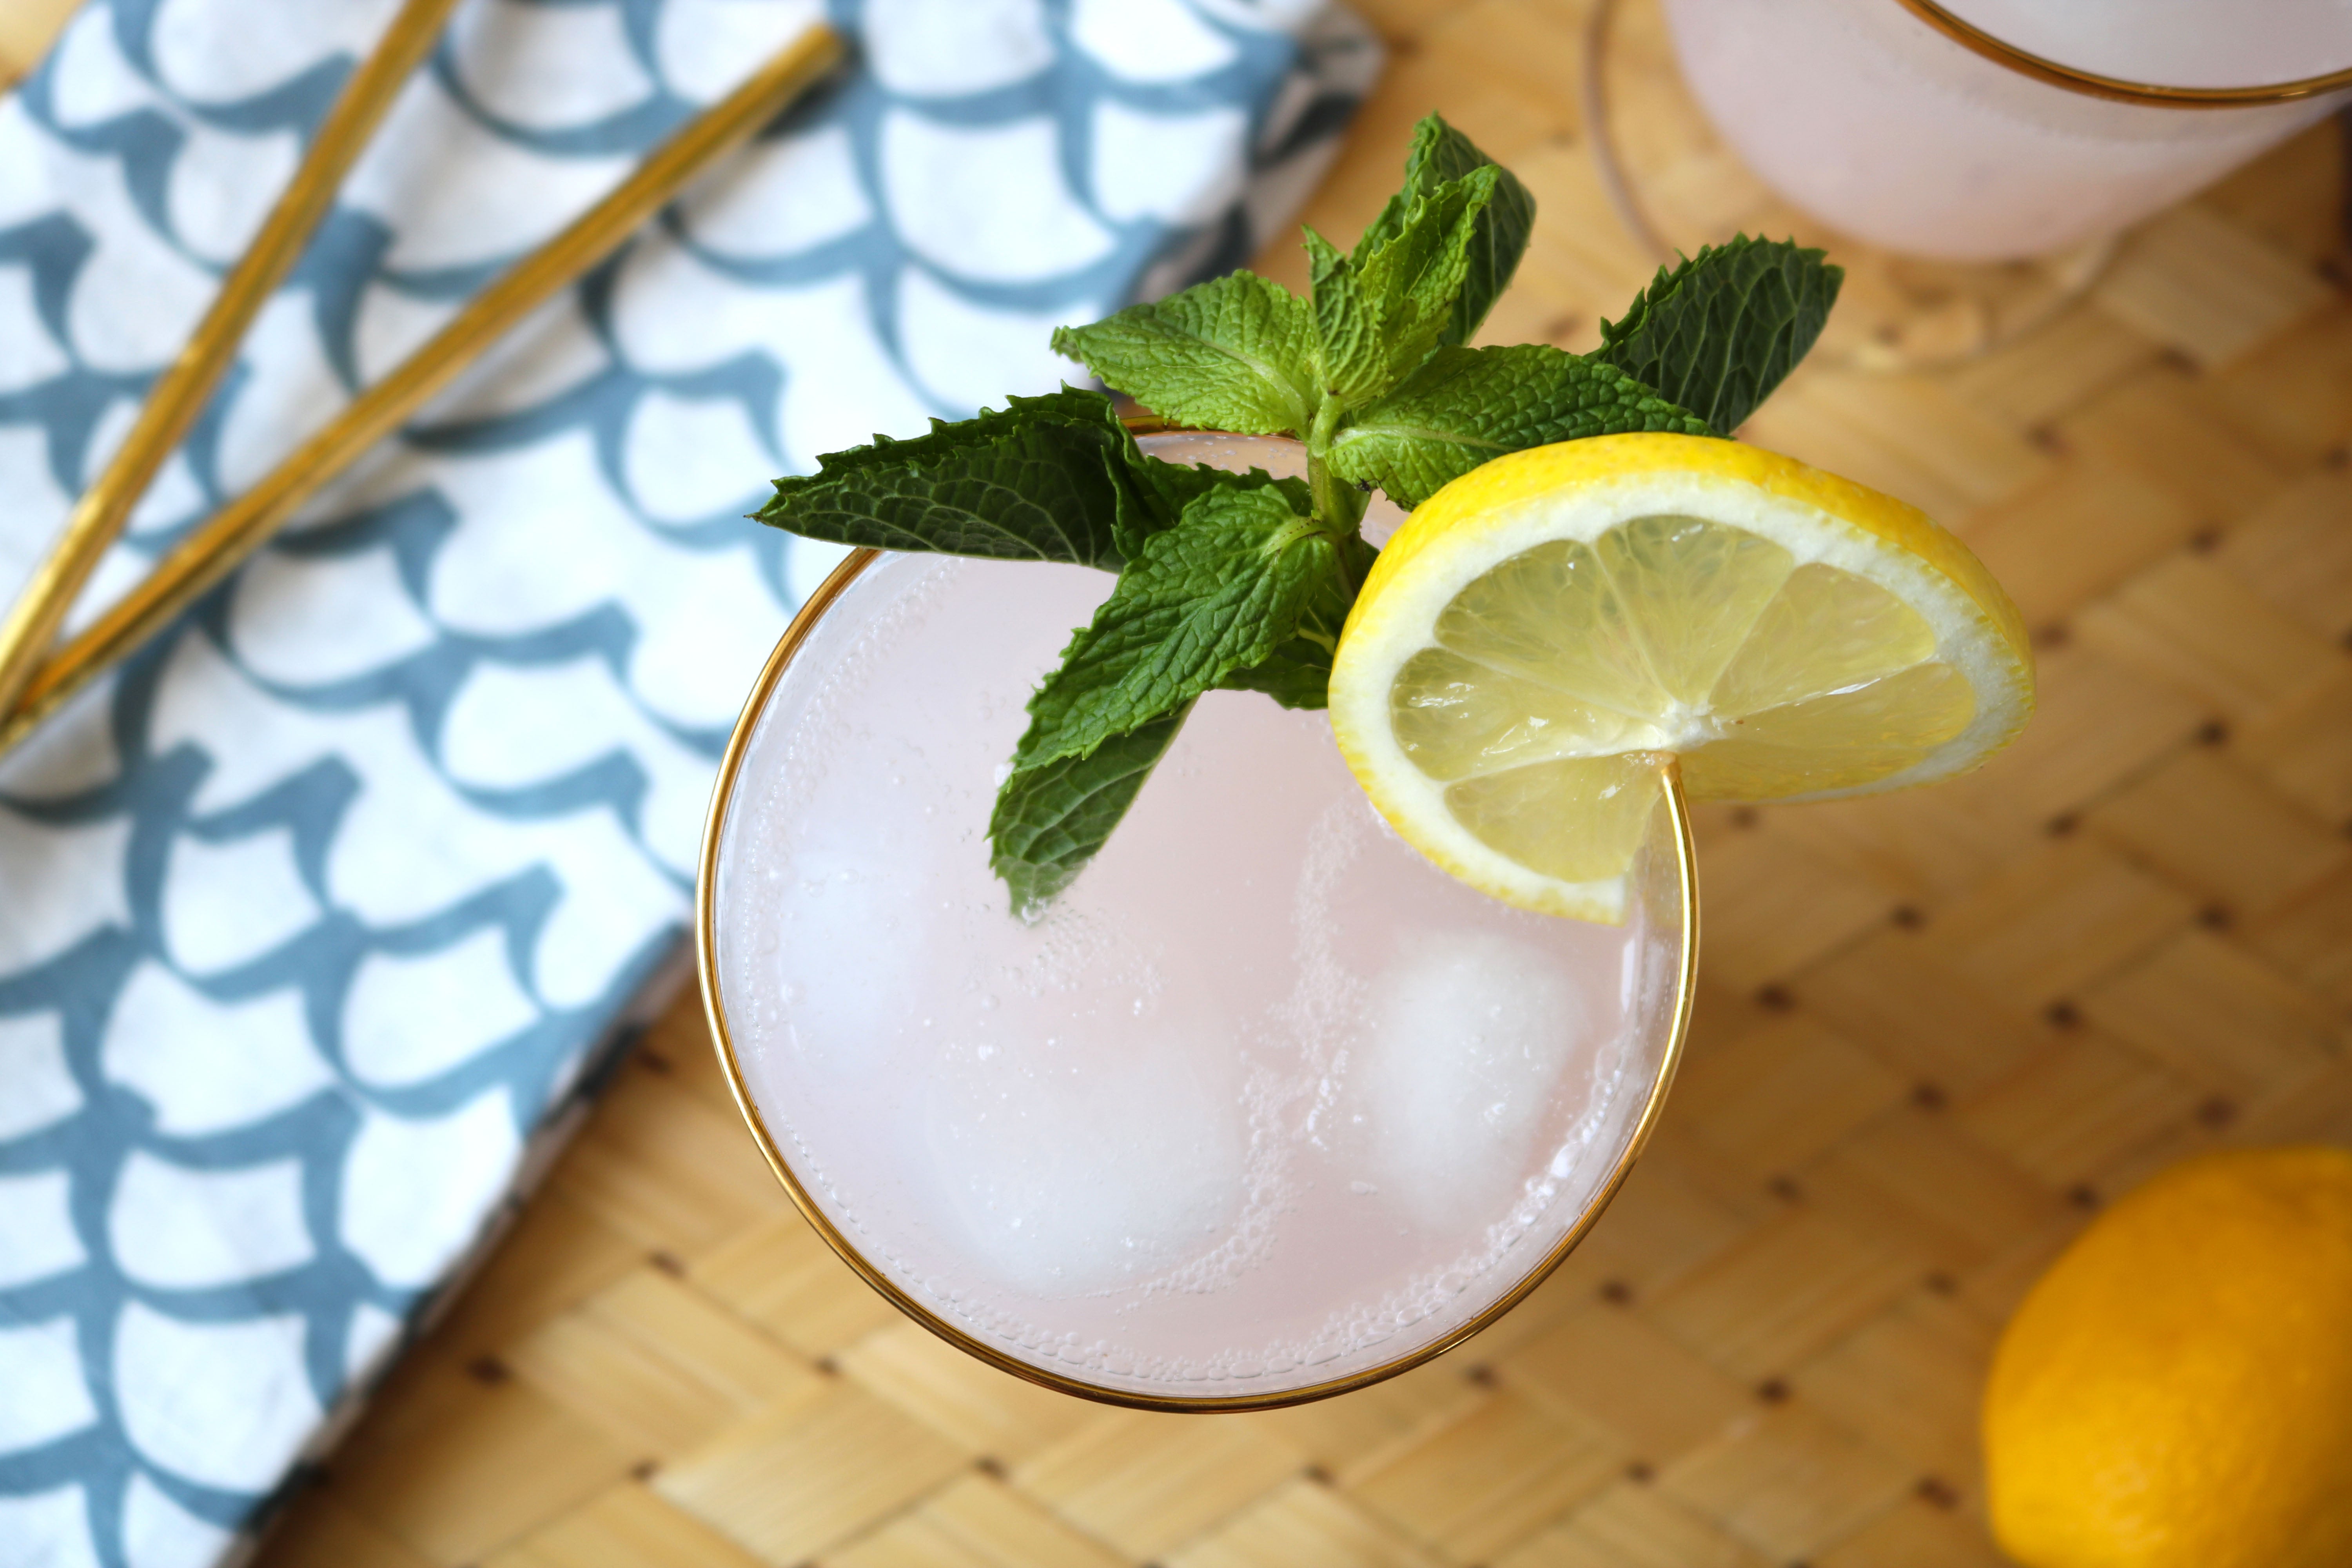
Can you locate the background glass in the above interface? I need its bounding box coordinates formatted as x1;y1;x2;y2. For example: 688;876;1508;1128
1662;0;2352;260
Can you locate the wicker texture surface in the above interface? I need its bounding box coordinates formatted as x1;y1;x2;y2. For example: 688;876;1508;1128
12;0;2351;1564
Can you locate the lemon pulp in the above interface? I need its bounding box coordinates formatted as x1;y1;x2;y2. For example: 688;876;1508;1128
1396;514;1973;878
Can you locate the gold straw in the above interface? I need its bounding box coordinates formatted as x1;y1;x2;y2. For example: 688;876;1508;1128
0;21;845;759
0;0;465;724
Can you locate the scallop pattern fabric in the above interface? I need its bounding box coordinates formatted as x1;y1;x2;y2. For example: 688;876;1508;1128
0;2;1380;1561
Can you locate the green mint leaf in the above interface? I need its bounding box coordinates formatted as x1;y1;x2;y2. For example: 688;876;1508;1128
1594;235;1843;436
1356;114;1535;348
1214;533;1374;710
1132;452;1253;523
1326;344;1714;508
989;701;1192;917
1106;453;1172;566
1305;226;1381;408
1213;641;1332;709
1012;478;1334;771
1356;165;1496;379
1312;168;1496;408
1123;455;1318;563
1051;273;1317;436
756;387;1144;569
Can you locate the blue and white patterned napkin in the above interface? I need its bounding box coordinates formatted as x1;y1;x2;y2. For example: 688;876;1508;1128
0;3;1376;1562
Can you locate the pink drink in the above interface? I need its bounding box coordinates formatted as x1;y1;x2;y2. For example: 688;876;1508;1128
702;436;1691;1405
1664;0;2352;260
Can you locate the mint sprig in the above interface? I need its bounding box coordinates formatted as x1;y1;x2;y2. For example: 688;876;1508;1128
753;114;1840;914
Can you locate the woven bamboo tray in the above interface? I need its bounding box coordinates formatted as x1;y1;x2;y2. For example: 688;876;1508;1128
15;1;2350;1563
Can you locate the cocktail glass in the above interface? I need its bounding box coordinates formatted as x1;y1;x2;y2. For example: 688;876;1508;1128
1663;0;2352;261
1586;0;2352;366
696;430;1697;1409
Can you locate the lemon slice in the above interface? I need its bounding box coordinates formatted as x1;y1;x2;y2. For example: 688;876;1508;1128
1329;433;2033;920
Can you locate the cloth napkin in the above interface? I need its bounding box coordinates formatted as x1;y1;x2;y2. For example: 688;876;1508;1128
0;2;1377;1563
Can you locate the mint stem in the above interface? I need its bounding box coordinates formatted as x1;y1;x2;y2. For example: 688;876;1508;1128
1306;396;1367;540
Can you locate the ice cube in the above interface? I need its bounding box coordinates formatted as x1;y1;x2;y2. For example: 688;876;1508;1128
1356;930;1587;1227
924;1015;1245;1297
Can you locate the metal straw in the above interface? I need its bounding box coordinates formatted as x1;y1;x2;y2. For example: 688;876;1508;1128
0;0;465;723
0;21;845;759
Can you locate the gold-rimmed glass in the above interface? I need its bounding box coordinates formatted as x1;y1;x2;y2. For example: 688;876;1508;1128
695;432;1697;1410
1587;0;2351;368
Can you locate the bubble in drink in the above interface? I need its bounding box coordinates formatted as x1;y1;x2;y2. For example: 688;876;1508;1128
706;436;1689;1401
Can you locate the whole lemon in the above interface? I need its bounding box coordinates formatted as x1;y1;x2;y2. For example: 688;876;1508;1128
1984;1146;2352;1568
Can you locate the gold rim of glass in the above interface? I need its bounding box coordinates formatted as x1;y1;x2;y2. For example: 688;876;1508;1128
1890;0;2352;106
694;543;1702;1412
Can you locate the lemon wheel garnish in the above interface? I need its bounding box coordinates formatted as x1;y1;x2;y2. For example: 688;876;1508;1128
1329;433;2033;921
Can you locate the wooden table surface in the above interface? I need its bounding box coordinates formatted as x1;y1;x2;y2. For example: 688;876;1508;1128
16;3;2352;1566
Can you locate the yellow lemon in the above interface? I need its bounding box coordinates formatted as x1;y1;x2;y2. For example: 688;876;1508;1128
1985;1146;2352;1568
1328;433;2032;920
